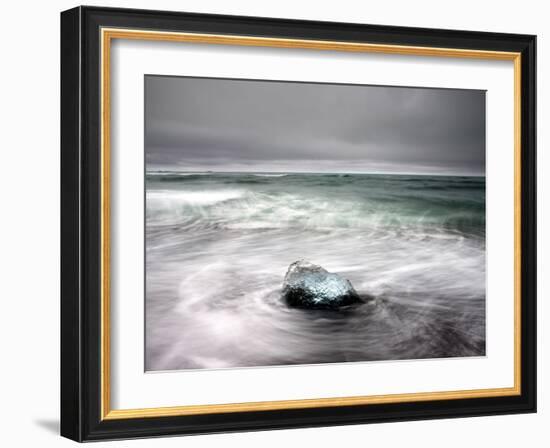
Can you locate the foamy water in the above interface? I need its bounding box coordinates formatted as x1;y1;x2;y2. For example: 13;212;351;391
145;172;486;371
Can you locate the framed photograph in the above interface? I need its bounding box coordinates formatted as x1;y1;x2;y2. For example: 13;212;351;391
60;6;536;442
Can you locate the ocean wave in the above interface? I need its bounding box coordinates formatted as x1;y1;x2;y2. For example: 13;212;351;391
147;189;244;205
252;173;288;177
146;190;485;237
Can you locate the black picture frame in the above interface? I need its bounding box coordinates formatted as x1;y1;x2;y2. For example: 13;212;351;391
61;5;536;442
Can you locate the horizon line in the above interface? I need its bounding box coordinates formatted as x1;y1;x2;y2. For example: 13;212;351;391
146;169;486;177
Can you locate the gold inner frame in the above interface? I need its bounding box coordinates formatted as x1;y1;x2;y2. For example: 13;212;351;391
100;27;522;420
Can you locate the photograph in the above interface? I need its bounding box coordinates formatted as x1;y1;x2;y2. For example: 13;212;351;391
144;75;487;371
58;5;537;441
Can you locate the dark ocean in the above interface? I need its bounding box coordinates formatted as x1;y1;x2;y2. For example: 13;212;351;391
145;172;486;371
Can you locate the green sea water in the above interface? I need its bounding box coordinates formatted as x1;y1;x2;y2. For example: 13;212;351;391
145;172;486;371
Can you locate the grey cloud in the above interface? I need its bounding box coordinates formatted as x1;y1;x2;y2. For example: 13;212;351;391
145;75;485;175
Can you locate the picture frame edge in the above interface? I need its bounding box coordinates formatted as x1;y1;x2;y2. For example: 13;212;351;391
60;5;537;442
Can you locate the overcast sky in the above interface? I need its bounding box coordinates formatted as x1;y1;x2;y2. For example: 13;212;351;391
145;75;485;175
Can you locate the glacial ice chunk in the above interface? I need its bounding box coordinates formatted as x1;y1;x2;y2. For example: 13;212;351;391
282;260;362;310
